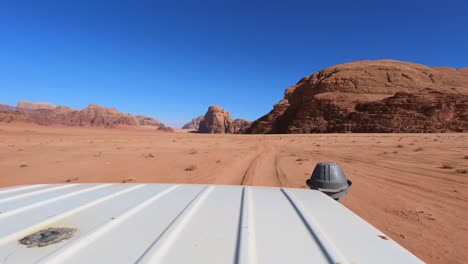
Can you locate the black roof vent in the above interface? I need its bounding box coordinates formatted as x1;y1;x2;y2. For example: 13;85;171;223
306;162;352;201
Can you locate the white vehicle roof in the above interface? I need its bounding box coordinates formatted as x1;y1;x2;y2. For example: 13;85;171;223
0;184;422;263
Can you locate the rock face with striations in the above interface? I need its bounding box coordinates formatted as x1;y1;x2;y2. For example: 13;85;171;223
182;115;205;130
246;60;468;133
198;106;251;133
1;102;171;130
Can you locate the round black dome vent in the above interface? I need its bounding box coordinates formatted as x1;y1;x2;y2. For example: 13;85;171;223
306;162;352;201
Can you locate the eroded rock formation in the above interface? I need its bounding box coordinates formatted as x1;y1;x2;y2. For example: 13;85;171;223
246;60;468;133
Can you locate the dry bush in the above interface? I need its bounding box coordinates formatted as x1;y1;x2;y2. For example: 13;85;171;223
456;169;468;174
122;177;136;183
144;153;154;158
66;177;79;183
414;148;423;152
185;164;197;171
441;164;454;169
216;160;221;163
464;155;468;160
19;163;28;168
397;144;403;148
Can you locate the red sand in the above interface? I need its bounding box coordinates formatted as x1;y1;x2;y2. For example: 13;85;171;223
1;123;467;263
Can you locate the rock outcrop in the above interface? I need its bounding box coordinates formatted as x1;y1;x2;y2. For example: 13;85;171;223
246;60;468;133
17;100;56;110
1;101;171;130
182;115;205;130
198;106;251;133
233;118;252;133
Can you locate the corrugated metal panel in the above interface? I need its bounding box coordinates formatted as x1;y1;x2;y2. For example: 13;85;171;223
0;184;423;264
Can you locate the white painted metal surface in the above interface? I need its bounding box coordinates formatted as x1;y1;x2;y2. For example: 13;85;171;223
0;184;423;263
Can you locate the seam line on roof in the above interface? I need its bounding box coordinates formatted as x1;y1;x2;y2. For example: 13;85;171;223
234;187;257;264
35;184;177;264
0;184;76;204
0;184;48;196
136;185;214;264
234;187;245;264
0;184;143;246
281;189;348;264
0;184;110;220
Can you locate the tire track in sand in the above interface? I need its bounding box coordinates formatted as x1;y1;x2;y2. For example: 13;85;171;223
213;143;283;187
240;144;282;187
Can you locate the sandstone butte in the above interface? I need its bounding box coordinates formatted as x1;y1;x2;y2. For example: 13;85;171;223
246;60;468;133
197;105;251;134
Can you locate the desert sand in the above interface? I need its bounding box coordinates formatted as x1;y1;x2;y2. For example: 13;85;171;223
0;123;467;263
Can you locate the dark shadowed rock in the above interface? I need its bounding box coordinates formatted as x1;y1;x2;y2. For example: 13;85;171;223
246;60;468;133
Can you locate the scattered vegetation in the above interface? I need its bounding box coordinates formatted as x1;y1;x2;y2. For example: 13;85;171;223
414;147;423;152
396;144;403;148
65;177;79;183
441;164;454;169
456;169;468;174
185;164;197;171
122;177;136;183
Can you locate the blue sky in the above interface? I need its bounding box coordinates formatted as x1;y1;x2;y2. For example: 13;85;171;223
0;0;467;127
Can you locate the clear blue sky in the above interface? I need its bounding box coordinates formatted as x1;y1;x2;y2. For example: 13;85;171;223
1;0;467;127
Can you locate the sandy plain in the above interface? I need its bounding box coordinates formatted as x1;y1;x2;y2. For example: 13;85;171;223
0;122;467;263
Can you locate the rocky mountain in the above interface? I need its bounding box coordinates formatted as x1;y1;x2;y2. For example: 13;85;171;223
0;102;171;130
197;105;251;133
17;100;56;110
182;115;205;130
246;60;468;133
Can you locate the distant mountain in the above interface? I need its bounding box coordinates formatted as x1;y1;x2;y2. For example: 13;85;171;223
246;60;468;133
197;105;251;134
182;115;204;130
17;100;56;110
0;101;172;130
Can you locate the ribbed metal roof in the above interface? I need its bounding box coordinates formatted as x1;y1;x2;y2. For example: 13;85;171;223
0;184;422;263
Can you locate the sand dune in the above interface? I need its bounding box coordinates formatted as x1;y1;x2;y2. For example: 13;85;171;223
0;122;467;263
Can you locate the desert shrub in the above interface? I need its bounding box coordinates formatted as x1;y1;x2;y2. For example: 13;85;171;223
185;164;197;171
441;164;454;169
